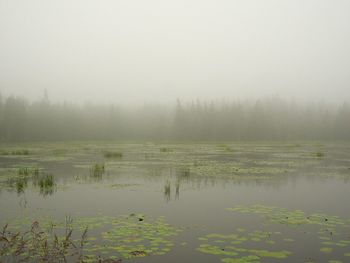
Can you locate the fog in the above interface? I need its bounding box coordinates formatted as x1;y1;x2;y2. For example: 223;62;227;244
0;95;349;141
1;0;350;141
2;2;350;262
1;0;350;104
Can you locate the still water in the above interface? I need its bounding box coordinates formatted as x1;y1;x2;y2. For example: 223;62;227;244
0;142;350;263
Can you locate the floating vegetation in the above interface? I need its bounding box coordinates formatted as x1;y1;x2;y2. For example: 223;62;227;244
100;215;180;259
316;151;325;158
227;205;349;228
197;229;291;262
189;163;291;179
0;149;30;156
1;214;181;261
160;147;173;153
90;163;105;178
1;142;350;262
218;144;233;152
226;204;350;262
104;151;123;158
109;183;139;189
320;247;333;253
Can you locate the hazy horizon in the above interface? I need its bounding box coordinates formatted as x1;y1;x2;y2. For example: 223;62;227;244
1;0;350;104
1;2;350;262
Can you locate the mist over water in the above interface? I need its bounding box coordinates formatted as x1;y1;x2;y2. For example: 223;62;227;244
1;0;350;104
0;94;349;141
1;1;350;263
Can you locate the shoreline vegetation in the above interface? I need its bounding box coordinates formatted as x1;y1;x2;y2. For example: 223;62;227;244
0;94;349;142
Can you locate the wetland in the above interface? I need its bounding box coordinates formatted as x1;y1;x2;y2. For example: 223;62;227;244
1;142;350;263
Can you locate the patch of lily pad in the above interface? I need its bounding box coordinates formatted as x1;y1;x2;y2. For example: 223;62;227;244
225;205;350;262
227;205;350;228
196;229;291;262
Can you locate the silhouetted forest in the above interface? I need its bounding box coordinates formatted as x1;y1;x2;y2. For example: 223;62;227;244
0;93;349;141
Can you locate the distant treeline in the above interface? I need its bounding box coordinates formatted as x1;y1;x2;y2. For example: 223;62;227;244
0;94;349;141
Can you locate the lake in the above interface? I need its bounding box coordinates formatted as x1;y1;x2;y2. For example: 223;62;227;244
0;142;350;263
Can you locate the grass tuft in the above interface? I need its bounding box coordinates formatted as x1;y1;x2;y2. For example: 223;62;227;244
90;163;105;178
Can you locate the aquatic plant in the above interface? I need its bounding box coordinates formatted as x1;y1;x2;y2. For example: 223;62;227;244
164;180;171;201
316;151;325;158
0;149;30;156
0;221;92;263
33;167;40;176
175;179;180;199
218;144;233;152
2;214;181;261
32;174;56;196
90;163;105;178
227;205;348;228
15;177;28;194
18;167;29;176
12;149;30;155
160;147;173;153
5;176;29;194
104;151;123;158
225;205;350;262
17;167;39;176
196;229;291;262
38;174;54;188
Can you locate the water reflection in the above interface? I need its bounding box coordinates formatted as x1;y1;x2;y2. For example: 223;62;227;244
175;179;180;200
6;176;28;194
162;168;188;202
89;163;105;180
1;143;350;204
163;179;181;202
164;180;171;202
3;170;56;197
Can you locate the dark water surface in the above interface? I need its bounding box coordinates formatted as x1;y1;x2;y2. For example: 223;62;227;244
0;142;350;263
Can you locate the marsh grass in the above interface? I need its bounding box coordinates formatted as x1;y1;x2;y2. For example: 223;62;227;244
6;176;29;194
38;174;55;188
33;174;56;196
90;163;105;178
18;167;39;176
4;167;41;194
0;221;106;263
16;177;28;194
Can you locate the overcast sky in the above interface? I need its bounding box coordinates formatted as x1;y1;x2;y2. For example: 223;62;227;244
0;0;349;104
